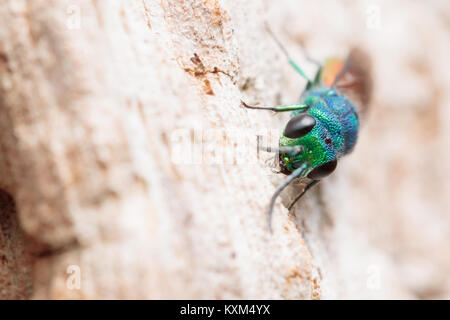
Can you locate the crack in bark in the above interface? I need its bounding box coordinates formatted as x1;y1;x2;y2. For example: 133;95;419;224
183;53;235;95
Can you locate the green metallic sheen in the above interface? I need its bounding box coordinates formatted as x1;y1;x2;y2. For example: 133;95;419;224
279;86;359;176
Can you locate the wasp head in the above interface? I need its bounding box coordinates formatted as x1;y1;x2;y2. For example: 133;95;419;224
279;113;338;179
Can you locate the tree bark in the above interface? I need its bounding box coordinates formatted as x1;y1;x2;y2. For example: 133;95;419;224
1;0;449;299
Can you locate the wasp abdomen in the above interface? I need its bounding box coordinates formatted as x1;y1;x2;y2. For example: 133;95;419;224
304;88;359;159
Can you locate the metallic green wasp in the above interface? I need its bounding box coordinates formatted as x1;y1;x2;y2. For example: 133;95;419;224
242;26;372;232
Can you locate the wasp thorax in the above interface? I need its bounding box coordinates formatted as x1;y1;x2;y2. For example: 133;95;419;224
283;114;316;139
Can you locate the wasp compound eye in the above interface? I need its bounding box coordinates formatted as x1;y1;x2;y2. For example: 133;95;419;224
307;159;338;180
283;114;316;139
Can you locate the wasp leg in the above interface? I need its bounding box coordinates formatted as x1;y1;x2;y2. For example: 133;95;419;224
263;22;325;92
241;100;309;113
300;44;322;69
264;23;312;86
295;37;323;85
267;163;307;233
287;180;320;211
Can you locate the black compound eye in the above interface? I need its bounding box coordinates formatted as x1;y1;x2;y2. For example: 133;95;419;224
307;159;338;180
283;114;316;139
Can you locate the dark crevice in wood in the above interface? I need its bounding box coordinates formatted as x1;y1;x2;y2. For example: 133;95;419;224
0;190;34;299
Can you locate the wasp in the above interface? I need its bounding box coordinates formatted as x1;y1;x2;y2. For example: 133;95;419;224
242;26;372;232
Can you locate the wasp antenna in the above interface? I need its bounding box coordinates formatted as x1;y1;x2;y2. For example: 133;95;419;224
267;163;307;233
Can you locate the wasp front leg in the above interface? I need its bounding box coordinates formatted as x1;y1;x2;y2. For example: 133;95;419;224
287;179;320;210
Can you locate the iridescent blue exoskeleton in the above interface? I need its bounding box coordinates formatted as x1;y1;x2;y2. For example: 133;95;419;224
242;25;372;232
